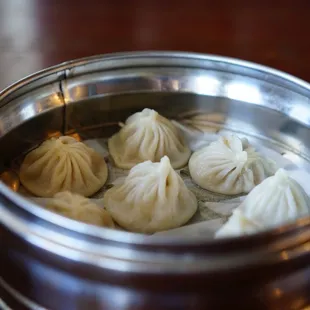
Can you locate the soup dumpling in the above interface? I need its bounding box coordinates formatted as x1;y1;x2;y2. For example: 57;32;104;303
36;191;114;228
20;136;108;197
104;156;197;233
216;169;310;237
108;108;191;169
189;135;276;195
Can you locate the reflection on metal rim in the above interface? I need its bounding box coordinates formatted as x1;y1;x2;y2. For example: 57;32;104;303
0;277;47;310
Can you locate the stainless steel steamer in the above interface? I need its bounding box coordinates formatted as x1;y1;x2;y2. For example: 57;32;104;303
1;52;310;310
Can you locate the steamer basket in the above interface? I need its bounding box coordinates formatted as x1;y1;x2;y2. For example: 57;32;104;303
1;52;310;310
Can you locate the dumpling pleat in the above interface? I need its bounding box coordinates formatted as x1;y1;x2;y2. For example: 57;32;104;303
19;136;108;197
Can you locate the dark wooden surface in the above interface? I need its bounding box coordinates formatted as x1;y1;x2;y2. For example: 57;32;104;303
0;0;310;91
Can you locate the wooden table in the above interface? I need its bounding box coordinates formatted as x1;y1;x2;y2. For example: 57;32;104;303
0;0;309;91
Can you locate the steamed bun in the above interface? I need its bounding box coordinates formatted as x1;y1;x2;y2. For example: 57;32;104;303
39;191;114;228
104;156;197;233
20;136;108;197
108;108;191;169
189;135;276;195
216;169;310;238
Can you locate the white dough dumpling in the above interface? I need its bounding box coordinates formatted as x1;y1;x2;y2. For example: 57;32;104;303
108;108;191;169
216;169;310;238
20;136;108;197
37;191;114;228
104;156;197;233
240;168;310;228
215;209;261;238
189;135;276;195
